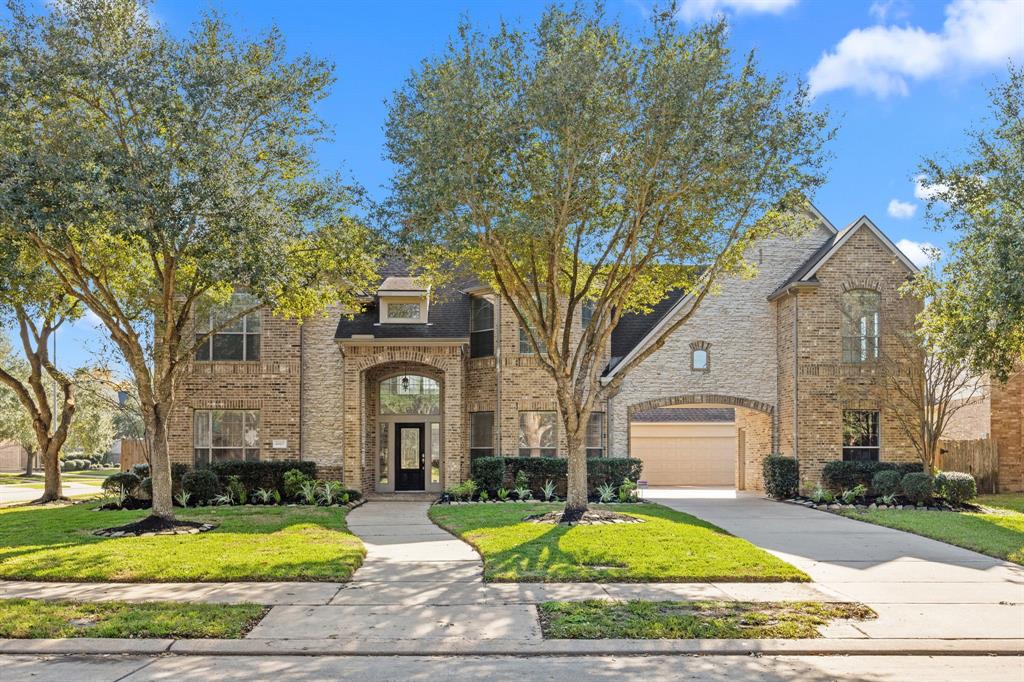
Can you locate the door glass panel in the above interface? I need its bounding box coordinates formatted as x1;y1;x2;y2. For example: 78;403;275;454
430;422;440;483
400;428;420;470
379;423;389;485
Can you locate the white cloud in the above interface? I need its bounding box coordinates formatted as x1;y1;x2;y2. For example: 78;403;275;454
869;0;910;23
914;174;949;200
809;0;1024;98
887;198;918;219
896;238;941;267
677;0;798;21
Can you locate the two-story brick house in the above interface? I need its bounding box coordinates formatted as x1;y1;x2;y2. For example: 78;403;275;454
170;210;950;494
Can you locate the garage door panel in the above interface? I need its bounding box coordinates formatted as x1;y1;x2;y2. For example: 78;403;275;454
631;424;736;486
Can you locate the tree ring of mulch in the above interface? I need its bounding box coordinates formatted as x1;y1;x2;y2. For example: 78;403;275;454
525;509;645;526
93;516;216;538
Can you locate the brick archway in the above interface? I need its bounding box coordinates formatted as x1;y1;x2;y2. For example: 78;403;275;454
626;394;775;491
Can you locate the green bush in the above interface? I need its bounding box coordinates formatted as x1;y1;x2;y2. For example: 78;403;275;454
469;456;643;496
131;463;150;478
209;461;317;496
101;472;141;498
140;476;152;497
822;460;923;491
870;469;903;497
936;471;977;505
283;468;313;501
182;469;220;505
901;472;935;505
762;456;799;499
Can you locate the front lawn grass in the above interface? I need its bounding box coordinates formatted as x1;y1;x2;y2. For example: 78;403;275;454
0;598;267;638
840;494;1024;565
539;600;875;639
429;502;808;582
0;502;365;582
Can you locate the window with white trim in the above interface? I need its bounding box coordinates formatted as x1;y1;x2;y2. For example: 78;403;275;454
193;409;260;465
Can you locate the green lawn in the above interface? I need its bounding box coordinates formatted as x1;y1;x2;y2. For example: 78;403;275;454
539;600;875;639
429;502;808;582
840;494;1024;565
0;599;267;638
0;469;116;489
0;502;365;582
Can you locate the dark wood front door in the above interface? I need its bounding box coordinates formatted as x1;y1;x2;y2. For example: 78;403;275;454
395;423;426;491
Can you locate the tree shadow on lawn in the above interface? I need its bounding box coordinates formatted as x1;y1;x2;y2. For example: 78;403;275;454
0;503;365;582
429;502;809;583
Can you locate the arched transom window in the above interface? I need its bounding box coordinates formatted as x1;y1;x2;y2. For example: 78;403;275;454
379;375;440;415
841;289;880;363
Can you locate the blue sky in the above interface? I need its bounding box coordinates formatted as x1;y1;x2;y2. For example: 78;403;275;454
5;0;1023;370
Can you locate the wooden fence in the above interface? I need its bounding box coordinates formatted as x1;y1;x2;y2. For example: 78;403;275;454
119;438;149;472
938;438;999;494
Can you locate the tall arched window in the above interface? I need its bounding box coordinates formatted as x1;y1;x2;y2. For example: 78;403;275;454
379;375;440;415
841;290;880;363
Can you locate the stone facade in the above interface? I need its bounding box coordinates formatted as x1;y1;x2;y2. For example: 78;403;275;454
171;214;926;494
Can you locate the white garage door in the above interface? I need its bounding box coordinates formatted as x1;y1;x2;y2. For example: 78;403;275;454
631;423;736;486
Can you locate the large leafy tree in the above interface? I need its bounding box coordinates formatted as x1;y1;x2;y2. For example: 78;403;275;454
386;7;831;514
913;66;1024;382
0;234;80;500
0;0;378;522
65;368;118;460
0;333;37;475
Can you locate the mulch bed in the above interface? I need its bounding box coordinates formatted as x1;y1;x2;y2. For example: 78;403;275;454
93;515;216;538
525;509;645;526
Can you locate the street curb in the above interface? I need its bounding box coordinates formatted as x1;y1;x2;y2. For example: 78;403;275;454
1;638;1021;657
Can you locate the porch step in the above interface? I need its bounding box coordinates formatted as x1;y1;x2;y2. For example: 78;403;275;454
363;492;438;502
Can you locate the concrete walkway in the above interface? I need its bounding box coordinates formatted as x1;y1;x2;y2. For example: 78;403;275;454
653;490;1024;640
0;481;100;506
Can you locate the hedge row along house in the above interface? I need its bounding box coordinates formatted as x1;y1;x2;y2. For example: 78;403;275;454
166;209;1010;495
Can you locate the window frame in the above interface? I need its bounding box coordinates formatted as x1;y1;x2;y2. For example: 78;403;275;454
469;297;495;358
518;410;558;457
194;294;261;362
842;409;880;462
841;289;881;363
379;374;441;416
469;411;495;460
193;409;260;465
586;411;605;458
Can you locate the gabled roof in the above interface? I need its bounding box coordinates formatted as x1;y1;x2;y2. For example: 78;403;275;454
767;215;919;301
607;288;689;371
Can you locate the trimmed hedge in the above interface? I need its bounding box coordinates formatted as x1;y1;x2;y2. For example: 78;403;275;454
182;469;220;504
936;471;977;505
470;456;643;496
870;469;902;497
208;461;318;496
822;460;923;491
901;472;934;505
762;456;799;499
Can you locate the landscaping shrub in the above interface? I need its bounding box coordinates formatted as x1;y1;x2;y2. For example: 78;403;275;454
762;456;799;499
182;469;220;505
469;456;643;496
936;471;977;505
102;472;141;498
209;461;317;496
822;460;923;491
283;468;313;501
900;472;935;505
131;463;150;478
139;476;152;498
870;469;902;497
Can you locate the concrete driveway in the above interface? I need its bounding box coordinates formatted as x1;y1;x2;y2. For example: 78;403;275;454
650;489;1024;640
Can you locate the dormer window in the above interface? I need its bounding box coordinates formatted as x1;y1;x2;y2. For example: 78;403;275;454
378;277;430;324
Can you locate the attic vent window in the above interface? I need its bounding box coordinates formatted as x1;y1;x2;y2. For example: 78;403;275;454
378;276;430;324
388;302;420;320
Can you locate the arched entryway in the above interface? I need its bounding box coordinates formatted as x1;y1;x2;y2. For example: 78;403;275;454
626;394;774;491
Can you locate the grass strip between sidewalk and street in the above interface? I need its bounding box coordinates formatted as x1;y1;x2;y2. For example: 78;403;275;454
429;502;808;582
0;599;268;638
538;600;875;639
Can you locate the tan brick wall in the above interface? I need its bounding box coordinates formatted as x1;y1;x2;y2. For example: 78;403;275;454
991;370;1024;492
300;306;346;473
786;226;921;486
168;310;302;467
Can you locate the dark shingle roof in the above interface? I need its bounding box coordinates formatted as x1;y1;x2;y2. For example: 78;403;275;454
767;226;852;299
607;289;688;371
631;407;735;423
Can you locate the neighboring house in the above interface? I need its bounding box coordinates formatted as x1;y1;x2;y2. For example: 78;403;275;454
945;371;1024;492
169;210;931;493
0;440;30;473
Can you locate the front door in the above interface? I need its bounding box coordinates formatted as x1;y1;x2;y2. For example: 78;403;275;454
395;423;426;491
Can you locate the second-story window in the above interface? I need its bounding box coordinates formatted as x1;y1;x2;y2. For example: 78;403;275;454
470;297;494;358
842;289;881;363
581;300;595;329
195;293;261;362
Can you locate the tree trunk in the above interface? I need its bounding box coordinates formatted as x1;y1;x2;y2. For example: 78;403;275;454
145;405;175;520
565;434;589;513
23;449;34;476
38;439;63;502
